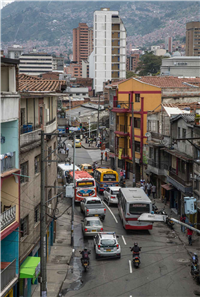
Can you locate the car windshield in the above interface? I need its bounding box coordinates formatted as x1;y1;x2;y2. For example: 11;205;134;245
103;174;116;181
101;239;116;246
86;220;101;226
84;166;92;170
111;190;119;195
75;140;80;143
87;200;101;204
129;203;150;215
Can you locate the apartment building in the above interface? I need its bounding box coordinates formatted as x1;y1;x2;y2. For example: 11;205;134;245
52;56;64;71
126;53;140;71
186;21;200;56
165;37;173;53
18;74;66;297
19;53;53;75
1;58;20;297
90;8;126;93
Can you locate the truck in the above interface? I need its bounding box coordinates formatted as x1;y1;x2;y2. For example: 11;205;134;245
80;197;106;221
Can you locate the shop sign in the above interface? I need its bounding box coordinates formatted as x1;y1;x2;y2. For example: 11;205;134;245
118;148;123;160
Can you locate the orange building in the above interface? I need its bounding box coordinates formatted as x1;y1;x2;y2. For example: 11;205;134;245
112;78;162;181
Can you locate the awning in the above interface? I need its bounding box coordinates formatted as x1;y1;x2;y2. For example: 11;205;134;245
20;257;40;284
161;184;173;191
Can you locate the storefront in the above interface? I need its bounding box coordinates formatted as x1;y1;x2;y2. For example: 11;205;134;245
19;257;40;297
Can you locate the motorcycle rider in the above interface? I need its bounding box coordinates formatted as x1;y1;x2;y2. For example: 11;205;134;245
130;242;141;257
80;247;90;265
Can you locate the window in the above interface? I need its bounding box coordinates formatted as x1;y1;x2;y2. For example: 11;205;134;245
148;120;151;131
194;180;199;191
196;149;200;159
178;127;181;138
20;215;29;238
34;204;40;224
181;161;186;173
116;116;119;125
54;141;56;156
182;129;186;142
20;162;28;183
35;155;41;174
135;94;140;102
48;146;52;162
149;147;153;158
21;108;25;126
135;141;140;152
54;180;57;195
134;118;141;129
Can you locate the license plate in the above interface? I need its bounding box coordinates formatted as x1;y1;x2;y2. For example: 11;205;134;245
135;260;139;262
95;214;98;217
106;249;111;252
92;230;96;232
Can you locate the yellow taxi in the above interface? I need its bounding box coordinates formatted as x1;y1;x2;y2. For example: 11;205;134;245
72;139;82;148
80;164;93;175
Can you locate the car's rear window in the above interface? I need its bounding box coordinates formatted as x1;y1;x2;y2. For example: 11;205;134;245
87;199;101;204
84;166;92;169
101;239;116;246
86;220;101;226
111;190;119;195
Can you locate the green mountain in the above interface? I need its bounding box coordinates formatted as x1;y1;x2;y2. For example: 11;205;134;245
1;1;199;46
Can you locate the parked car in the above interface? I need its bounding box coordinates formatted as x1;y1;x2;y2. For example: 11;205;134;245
72;139;82;148
80;164;93;175
80;197;106;221
103;187;120;206
82;217;103;237
94;232;121;259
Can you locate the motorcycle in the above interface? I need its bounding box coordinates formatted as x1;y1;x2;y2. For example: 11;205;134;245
130;247;141;268
191;254;200;284
152;203;158;214
166;216;174;229
79;251;91;272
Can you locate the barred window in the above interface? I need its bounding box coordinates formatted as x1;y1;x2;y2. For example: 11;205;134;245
135;94;140;102
20;162;28;183
35;155;41;174
34;204;40;224
20;215;29;238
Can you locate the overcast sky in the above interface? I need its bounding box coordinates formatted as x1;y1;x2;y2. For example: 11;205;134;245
0;0;15;9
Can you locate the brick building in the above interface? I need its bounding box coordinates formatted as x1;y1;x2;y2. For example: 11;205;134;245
186;21;200;56
126;53;140;71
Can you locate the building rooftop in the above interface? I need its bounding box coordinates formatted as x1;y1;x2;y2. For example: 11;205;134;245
137;76;200;88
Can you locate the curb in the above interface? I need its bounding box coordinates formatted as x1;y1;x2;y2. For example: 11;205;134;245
57;248;75;297
81;144;99;150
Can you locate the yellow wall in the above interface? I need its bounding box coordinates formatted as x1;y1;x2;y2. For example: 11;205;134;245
1;175;19;223
116;78;162;157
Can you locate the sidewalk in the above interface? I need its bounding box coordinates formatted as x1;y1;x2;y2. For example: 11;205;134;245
32;197;73;297
81;141;99;150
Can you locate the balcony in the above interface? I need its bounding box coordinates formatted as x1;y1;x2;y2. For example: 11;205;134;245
1;259;17;294
0;205;16;231
1;152;15;174
20;125;41;147
44;117;57;134
148;159;169;176
151;132;164;140
115;124;129;136
112;101;129;113
167;169;193;193
116;147;129;159
20;123;41;135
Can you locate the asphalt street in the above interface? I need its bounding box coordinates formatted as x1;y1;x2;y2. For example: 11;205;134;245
60;146;199;297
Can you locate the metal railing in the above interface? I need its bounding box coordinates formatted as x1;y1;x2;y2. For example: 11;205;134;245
151;132;164;140
46;117;56;126
1;152;15;174
113;101;129;109
148;159;169;171
1;259;16;291
20;124;41;134
169;169;192;186
116;124;128;134
0;205;16;231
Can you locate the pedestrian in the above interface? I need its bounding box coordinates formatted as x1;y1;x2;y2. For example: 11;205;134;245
147;182;152;197
66;147;69;157
85;136;88;144
123;169;126;180
180;213;186;233
120;169;124;182
152;185;156;199
144;181;147;193
187;222;193;246
140;183;145;191
101;151;103;164
105;151;108;162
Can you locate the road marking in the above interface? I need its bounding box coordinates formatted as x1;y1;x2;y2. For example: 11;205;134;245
122;236;126;245
129;260;132;274
102;201;118;223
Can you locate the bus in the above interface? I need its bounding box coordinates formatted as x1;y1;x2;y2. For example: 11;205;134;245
93;168;119;194
69;170;97;202
58;163;80;185
118;188;153;230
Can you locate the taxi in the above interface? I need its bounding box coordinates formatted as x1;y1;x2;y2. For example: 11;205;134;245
80;164;93;175
72;139;82;148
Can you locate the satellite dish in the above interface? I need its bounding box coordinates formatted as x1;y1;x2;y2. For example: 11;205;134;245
145;132;151;137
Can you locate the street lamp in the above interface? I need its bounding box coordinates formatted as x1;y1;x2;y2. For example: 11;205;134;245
88;117;90;139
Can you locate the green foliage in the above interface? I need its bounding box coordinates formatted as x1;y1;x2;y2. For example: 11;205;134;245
126;71;137;79
136;51;162;76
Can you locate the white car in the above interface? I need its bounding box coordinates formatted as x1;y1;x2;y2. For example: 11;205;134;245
103;187;121;206
94;232;121;259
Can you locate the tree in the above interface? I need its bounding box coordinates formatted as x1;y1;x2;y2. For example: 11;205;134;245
136;51;163;76
126;71;137;79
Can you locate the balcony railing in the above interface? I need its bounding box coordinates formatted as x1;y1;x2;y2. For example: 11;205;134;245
116;124;128;134
1;259;17;292
1;152;15;174
169;168;192;186
20;123;41;135
113;101;129;109
148;159;169;170
46;117;56;126
0;205;16;231
151;132;164;140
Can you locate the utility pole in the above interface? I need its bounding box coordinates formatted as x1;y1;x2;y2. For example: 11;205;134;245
131;99;136;187
97;93;100;141
71;132;76;246
40;130;47;297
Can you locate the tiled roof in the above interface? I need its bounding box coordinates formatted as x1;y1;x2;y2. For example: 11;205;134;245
171;113;195;123
137;76;200;88
163;102;200;110
19;74;66;92
163;148;193;162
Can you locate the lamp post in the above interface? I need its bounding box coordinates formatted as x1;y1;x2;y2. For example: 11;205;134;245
88;117;90;139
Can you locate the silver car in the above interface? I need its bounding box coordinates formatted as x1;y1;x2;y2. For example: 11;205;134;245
94;232;121;259
103;187;121;205
82;217;103;237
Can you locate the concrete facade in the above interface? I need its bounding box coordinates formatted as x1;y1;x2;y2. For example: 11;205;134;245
161;56;200;77
186;21;200;56
19;53;53;75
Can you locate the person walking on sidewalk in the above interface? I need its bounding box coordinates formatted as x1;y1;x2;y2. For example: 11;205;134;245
101;151;103;164
120;169;124;182
187;223;193;246
105;151;107;162
180;214;186;233
152;185;156;199
147;182;152;197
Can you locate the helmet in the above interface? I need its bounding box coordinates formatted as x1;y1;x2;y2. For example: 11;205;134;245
134;242;138;246
84;247;87;251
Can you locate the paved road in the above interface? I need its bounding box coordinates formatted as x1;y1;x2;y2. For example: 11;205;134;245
61;197;198;297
